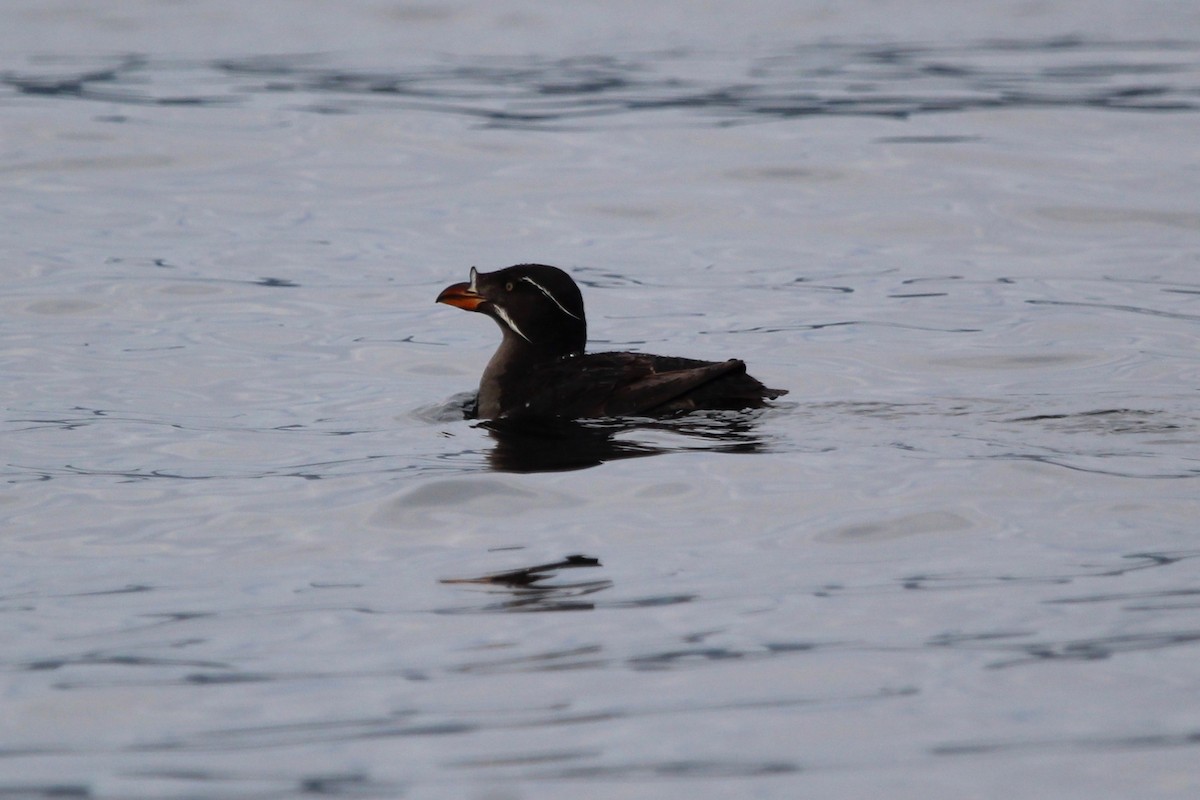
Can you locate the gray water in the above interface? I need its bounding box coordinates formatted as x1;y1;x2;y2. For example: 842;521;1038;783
3;1;1200;798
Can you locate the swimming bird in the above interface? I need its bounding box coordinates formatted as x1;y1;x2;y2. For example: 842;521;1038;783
436;264;787;419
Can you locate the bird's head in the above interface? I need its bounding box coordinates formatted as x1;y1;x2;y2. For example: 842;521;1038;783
436;264;587;357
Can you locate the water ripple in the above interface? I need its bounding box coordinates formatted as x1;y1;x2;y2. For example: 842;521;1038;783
4;39;1198;128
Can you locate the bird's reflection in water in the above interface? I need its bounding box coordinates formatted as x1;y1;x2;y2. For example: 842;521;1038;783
438;555;611;613
479;410;775;473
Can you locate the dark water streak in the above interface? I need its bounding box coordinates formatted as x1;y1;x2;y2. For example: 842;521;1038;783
4;39;1199;127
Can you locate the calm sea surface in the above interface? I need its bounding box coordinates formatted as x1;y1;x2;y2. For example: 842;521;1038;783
3;2;1199;798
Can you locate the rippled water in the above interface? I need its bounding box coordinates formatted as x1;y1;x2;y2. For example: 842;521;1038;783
3;1;1200;798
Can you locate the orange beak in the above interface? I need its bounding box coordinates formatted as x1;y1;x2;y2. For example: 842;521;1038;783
436;281;484;311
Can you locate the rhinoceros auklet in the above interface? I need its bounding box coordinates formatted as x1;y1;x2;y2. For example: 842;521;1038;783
436;264;786;419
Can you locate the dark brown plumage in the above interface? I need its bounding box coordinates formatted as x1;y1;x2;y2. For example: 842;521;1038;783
436;264;786;419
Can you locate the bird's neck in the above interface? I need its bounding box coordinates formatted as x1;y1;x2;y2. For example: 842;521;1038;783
478;332;579;418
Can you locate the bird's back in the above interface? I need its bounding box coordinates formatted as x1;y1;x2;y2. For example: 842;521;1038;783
493;351;786;419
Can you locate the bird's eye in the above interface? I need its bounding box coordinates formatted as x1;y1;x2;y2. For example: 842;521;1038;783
505;281;514;291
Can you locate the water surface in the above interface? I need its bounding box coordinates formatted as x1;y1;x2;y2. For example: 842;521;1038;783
3;1;1200;798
